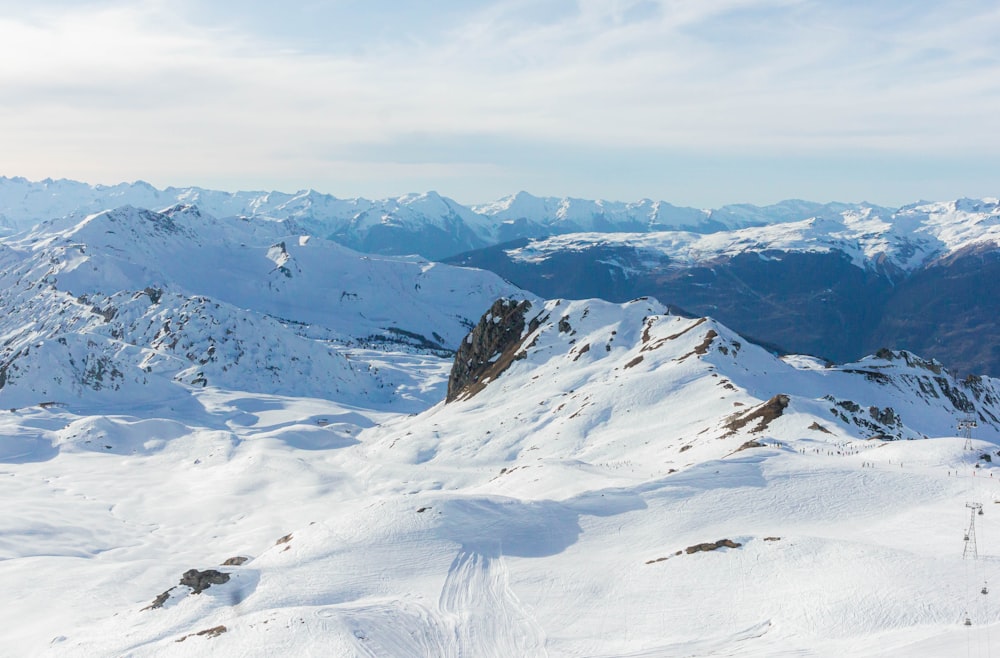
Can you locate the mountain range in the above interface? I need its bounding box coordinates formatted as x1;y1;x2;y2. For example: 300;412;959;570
2;177;1000;655
5;177;1000;379
448;199;1000;377
0;202;527;410
0;176;891;259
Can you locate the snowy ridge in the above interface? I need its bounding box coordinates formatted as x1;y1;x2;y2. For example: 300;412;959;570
504;198;1000;273
372;298;1000;493
473;191;721;233
0;204;529;409
8;176;1000;264
0;178;499;259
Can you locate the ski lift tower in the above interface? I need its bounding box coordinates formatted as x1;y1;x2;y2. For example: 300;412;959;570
965;502;984;559
959;416;978;452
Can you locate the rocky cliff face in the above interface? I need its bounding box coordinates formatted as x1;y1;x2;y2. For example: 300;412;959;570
446;298;541;402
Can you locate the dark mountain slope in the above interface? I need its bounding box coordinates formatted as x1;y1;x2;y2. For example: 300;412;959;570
446;242;994;376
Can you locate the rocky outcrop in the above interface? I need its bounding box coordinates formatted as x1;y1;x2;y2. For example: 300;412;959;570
446;298;538;402
724;394;790;436
735;439;766;452
179;568;230;594
685;539;742;554
142;567;232;610
175;625;228;642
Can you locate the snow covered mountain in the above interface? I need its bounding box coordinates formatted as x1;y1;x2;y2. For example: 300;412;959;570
9;180;1000;373
449;199;1000;377
491;198;1000;274
5;178;1000;656
472;191;880;239
11;294;1000;656
0;176;896;260
0;178;498;260
0;203;528;409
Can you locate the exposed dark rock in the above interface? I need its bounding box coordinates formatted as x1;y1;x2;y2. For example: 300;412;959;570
142;286;163;305
828;397;906;439
447;298;538;402
90;304;118;322
724;394;790;435
869;406;900;427
934;376;975;412
221;556;249;566
735;439;765;452
692;330;718;356
837;399;861;413
623;355;644;369
142;587;175;611
685;539;742;554
176;625;228;642
844;369;891;384
179;569;230;594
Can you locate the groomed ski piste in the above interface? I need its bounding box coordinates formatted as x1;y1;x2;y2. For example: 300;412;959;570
4;290;1000;657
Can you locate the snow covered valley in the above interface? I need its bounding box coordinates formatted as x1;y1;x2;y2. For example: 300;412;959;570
1;201;1000;656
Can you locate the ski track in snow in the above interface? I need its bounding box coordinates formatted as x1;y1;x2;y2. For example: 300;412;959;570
439;547;547;658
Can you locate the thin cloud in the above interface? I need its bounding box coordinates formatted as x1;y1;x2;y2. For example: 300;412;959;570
1;0;999;202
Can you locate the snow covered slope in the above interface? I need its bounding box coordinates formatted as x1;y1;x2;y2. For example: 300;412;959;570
8;295;1000;657
0;204;528;409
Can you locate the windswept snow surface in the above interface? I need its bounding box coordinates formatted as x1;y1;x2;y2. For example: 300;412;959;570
4;289;1000;656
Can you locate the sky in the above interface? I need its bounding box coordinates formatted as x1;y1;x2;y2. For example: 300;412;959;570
1;0;999;207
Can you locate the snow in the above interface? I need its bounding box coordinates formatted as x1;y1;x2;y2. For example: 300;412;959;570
2;288;999;656
5;177;1000;271
3;188;1000;656
504;201;1000;273
474;192;717;233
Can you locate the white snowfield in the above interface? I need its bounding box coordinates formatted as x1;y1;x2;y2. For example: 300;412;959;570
1;197;1000;656
3;287;1000;656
